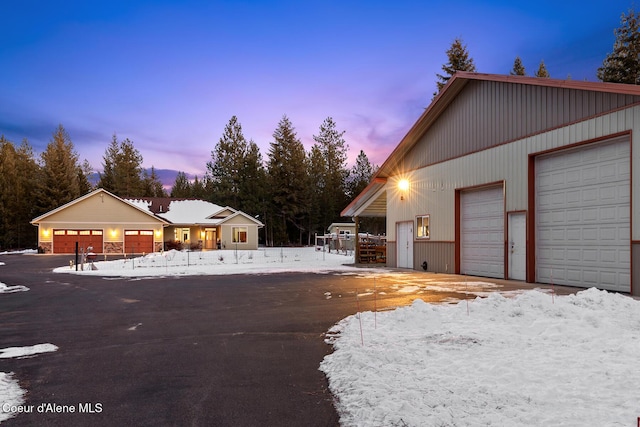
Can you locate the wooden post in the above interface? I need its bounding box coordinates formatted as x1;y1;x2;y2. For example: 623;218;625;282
354;216;360;264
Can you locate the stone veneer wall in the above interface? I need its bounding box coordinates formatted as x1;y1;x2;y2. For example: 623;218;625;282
40;242;52;254
154;242;163;252
105;242;124;254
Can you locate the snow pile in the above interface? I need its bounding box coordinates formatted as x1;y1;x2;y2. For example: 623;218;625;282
54;247;361;277
0;282;29;293
0;373;24;422
0;344;58;359
320;288;640;426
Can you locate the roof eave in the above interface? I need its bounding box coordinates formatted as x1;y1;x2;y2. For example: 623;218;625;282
341;178;387;217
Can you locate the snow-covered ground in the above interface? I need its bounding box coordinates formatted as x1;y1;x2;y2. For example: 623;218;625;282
3;248;640;425
320;288;640;426
52;247;363;277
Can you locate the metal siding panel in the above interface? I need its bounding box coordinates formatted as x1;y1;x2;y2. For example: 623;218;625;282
402;82;640;173
386;243;397;268
633;243;640;296
392;106;639;272
414;241;455;273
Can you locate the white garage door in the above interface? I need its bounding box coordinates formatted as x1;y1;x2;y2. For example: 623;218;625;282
536;137;630;292
460;186;504;278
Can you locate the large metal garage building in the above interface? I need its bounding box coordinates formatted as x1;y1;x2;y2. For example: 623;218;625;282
343;72;640;295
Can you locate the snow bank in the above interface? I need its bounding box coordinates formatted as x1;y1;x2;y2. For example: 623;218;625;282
53;247;363;277
0;373;24;422
0;250;37;255
320;288;640;426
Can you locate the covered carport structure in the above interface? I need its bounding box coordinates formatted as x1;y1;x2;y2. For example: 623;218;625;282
341;178;388;264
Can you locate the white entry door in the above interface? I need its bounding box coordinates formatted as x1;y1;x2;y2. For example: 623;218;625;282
396;221;413;269
508;213;526;280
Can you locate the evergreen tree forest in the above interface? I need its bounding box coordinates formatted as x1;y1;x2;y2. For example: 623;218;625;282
0;117;379;249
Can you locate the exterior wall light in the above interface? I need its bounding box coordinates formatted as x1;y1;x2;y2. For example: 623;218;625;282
398;178;410;200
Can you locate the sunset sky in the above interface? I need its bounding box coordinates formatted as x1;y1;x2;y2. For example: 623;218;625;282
0;1;634;178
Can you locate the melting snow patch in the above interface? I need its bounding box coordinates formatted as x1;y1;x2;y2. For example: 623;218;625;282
0;344;58;359
0;282;29;293
397;285;421;293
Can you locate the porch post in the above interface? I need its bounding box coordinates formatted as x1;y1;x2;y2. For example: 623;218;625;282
354;216;360;264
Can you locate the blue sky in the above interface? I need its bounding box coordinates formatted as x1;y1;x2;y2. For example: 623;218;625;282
0;1;633;177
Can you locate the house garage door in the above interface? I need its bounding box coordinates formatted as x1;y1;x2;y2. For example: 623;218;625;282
124;230;154;254
535;137;630;292
460;186;504;278
53;230;103;254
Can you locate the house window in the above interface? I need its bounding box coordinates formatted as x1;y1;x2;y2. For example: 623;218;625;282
417;215;430;239
232;227;248;243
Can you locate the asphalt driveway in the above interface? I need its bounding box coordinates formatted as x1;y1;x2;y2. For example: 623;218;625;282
0;254;581;426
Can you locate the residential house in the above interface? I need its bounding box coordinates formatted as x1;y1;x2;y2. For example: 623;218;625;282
31;188;263;254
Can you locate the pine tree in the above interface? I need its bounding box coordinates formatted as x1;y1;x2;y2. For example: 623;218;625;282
36;125;82;214
191;175;207;199
346;150;385;235
77;159;93;195
170;172;192;197
435;38;477;93
535;60;550;78
0;136;17;249
347;150;374;199
510;56;526;76
116;138;144;197
311;117;349;233
266;115;308;245
598;8;640;84
142;166;167;197
207;117;266;217
98;134;119;192
0;135;38;249
237;140;267;217
306;144;326;242
98;135;144;197
14;139;40;247
207;116;247;208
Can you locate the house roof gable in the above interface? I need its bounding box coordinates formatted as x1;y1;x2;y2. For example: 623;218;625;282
375;72;640;179
217;210;264;227
31;188;168;224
